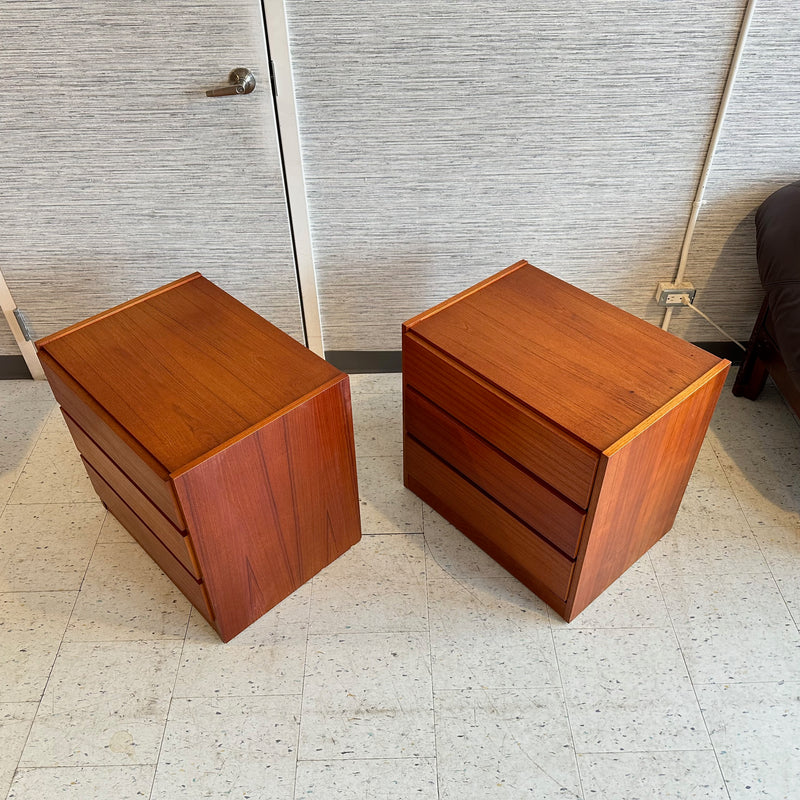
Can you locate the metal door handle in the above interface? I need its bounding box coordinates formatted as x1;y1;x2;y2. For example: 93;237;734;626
206;68;256;97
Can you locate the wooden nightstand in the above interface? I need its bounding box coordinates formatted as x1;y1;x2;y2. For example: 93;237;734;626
403;260;729;621
36;273;361;641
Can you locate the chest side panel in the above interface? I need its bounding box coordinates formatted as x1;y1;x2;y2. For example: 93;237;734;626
172;379;361;642
567;365;729;619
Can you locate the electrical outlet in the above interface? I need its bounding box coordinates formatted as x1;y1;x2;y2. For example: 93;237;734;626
655;281;696;307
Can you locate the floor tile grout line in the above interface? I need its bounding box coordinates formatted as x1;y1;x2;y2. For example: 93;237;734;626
56;506;109;641
750;540;799;633
705;431;752;524
169;691;304;701
4;500;106;506
650;561;733;800
0;388;67;799
732;462;800;634
776;389;800;428
712;396;800;620
708;397;800;528
146;606;193;800
2;400;55;509
701;431;795;615
7;517;97;798
296;755;434;762
13;760;160;771
292;576;314;799
690;678;800;690
306;630;429;638
2;718;34;800
420;521;442;800
549;623;586;800
19;405;108;507
575;746;721;756
0;588;86;595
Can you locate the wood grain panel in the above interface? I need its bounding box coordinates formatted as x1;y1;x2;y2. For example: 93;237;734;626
404;388;586;558
401;261;730;622
172;378;361;642
0;0;303;355
403;332;598;507
404;437;574;603
566;365;729;620
63;411;202;579
38;350;185;527
284;0;746;349
83;459;215;626
409;261;722;451
40;274;339;471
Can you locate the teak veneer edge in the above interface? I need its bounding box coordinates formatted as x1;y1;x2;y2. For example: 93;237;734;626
170;372;350;479
37;349;172;479
35;272;202;349
402;260;528;332
403;328;601;455
602;359;730;457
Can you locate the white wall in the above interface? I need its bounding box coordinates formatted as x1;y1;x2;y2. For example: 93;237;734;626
0;0;304;358
4;1;798;360
285;0;798;350
673;0;800;342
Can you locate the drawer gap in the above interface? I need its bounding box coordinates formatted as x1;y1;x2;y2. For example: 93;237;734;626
83;458;215;623
406;385;587;513
82;448;201;577
409;331;598;451
66;412;183;529
403;332;598;507
50;356;171;477
407;433;579;562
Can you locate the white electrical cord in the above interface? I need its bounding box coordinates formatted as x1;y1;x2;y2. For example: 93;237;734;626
662;0;759;333
679;295;747;351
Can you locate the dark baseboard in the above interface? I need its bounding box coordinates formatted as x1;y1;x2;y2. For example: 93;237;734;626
326;342;745;374
1;342;744;381
692;341;746;363
325;350;402;373
0;355;32;379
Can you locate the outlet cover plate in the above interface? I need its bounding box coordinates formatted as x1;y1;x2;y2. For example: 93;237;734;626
656;281;696;306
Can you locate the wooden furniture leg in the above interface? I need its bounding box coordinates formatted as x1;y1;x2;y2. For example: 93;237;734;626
732;298;770;400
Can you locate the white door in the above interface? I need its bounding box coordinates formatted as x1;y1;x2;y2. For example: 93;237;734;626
0;0;305;358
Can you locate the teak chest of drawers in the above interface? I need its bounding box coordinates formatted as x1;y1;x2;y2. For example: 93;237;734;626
36;273;361;641
403;261;729;621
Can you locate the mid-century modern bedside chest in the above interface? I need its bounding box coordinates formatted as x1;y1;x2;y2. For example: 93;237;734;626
403;260;729;621
36;273;361;641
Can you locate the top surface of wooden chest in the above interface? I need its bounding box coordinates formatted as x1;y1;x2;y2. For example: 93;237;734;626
404;260;724;452
36;273;341;472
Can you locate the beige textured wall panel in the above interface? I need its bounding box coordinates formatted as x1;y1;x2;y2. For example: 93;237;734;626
0;1;303;355
0;326;16;353
670;0;800;343
286;0;746;350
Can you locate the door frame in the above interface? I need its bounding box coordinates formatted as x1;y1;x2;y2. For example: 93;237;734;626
262;0;324;356
0;269;45;379
1;0;323;374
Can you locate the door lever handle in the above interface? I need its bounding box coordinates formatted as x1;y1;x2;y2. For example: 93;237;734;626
206;68;256;97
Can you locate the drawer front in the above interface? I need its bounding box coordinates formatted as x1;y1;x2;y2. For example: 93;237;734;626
405;389;586;558
83;459;214;625
403;333;598;508
40;351;185;528
404;437;573;601
64;412;201;579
